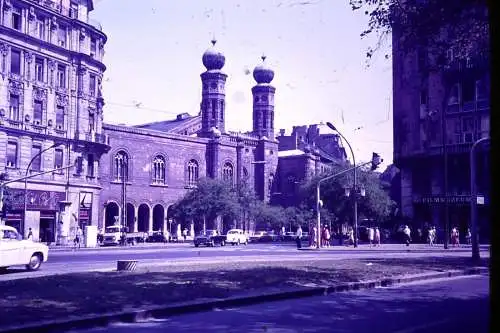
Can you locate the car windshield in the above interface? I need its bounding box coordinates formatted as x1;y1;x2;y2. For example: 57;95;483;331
106;227;122;233
228;230;238;234
1;229;19;240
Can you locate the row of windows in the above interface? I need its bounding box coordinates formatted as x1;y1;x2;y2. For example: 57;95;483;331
7;47;99;95
4;1;99;57
112;151;246;187
6;141;95;177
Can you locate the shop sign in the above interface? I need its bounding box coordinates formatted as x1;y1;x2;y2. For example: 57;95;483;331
8;189;66;211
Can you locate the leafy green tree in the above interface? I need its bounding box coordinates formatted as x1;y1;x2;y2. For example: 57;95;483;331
299;163;395;226
171;178;240;230
350;0;489;61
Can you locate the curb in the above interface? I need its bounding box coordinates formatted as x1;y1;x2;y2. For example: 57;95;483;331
0;267;488;333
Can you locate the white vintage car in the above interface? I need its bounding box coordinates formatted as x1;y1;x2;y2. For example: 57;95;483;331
0;225;49;271
226;229;248;246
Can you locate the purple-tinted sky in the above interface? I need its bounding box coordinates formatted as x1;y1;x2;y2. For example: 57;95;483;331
91;0;393;165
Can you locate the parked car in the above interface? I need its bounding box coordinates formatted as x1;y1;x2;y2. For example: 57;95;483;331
194;230;226;247
249;231;274;243
102;226;147;246
147;231;167;243
226;229;248;245
0;225;49;271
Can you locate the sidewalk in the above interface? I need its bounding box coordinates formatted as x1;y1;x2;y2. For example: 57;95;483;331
48;242;192;251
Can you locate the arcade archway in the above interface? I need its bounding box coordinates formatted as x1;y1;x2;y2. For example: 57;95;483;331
138;204;150;232
152;204;164;232
104;202;119;227
126;203;135;232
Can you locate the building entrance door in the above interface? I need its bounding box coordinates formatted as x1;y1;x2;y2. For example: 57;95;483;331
40;211;56;243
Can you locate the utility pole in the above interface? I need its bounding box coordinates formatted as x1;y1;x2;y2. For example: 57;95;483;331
470;137;489;261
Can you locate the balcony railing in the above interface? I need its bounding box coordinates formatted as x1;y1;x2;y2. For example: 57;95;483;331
85;132;109;145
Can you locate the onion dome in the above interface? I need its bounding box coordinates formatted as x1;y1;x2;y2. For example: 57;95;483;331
202;39;225;71
253;55;275;84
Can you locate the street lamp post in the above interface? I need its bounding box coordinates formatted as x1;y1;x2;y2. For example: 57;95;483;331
316;153;382;249
470;137;489;261
326;122;360;247
23;142;61;237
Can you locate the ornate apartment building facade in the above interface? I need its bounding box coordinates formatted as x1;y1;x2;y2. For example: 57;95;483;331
0;0;108;242
392;21;490;239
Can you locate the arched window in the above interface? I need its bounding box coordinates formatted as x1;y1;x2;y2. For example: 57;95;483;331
186;159;199;187
262;112;267;129
222;162;234;184
152;155;166;184
114;150;129;182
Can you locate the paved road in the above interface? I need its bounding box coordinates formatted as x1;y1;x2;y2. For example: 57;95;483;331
72;274;489;333
0;243;490;281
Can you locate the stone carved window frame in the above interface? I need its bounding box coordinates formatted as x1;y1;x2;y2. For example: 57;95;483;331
55;93;68;131
185;159;199;188
222;160;234;185
151;154;168;185
32;86;48;125
8;79;24;122
112;149;130;183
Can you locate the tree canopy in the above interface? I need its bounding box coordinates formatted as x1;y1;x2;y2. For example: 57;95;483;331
299;162;395;225
350;0;489;62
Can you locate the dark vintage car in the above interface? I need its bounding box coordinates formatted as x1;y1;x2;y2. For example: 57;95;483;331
193;230;227;247
147;231;167;243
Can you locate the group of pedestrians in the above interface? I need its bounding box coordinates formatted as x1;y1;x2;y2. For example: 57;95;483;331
306;224;333;248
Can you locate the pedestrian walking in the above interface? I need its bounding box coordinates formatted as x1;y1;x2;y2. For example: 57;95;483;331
368;227;375;247
182;228;188;242
27;228;33;241
295;225;303;249
311;225;318;248
73;226;83;250
348;228;354;246
323;226;331;248
403;225;411;246
466;228;471;245
428;226;435;246
374;227;381;246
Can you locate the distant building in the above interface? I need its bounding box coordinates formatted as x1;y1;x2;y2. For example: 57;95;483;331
392;13;490;239
273;124;347;206
0;0;108;243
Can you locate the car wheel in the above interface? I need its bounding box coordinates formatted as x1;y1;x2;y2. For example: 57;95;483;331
26;254;42;271
0;267;8;273
195;244;199;247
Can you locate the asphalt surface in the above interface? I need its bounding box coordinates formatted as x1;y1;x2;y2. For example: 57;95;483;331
0;243;490;281
70;274;490;333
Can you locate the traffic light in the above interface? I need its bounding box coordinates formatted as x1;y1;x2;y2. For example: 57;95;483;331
370;153;383;170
